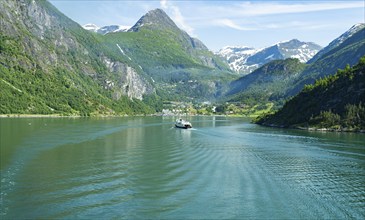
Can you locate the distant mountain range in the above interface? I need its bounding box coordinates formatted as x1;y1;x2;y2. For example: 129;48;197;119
226;23;365;109
83;21;323;77
217;39;322;74
1;0;364;117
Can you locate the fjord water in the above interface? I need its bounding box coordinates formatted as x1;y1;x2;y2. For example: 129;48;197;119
1;117;364;219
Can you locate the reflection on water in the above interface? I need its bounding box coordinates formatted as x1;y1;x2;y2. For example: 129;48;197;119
1;116;364;219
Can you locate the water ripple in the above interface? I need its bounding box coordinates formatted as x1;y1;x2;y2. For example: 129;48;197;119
1;117;364;219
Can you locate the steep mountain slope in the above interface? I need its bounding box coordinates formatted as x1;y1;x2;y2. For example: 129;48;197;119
288;25;365;96
102;9;234;101
217;39;321;74
308;23;365;63
255;56;365;131
0;0;156;115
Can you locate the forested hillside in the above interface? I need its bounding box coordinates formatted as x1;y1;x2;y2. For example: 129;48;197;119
226;24;365;113
255;56;365;131
0;1;234;115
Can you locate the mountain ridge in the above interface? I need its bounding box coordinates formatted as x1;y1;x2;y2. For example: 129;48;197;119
224;24;365;111
2;1;364;116
101;8;234;101
216;39;321;75
308;23;365;64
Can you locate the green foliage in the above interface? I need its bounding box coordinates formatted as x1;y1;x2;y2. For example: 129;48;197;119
229;26;365;111
228;58;306;108
102;24;234;102
342;103;365;129
309;110;341;129
256;56;365;131
0;24;154;116
288;27;365;96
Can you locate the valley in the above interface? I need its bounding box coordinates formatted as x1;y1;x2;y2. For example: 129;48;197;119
0;0;364;129
1;1;365;219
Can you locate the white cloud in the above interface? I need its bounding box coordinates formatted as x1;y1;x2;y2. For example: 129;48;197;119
159;0;195;36
160;0;167;9
182;1;364;31
214;19;256;31
235;1;364;16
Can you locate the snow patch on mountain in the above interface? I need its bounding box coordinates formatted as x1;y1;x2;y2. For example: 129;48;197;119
217;39;322;75
217;46;258;73
308;23;365;63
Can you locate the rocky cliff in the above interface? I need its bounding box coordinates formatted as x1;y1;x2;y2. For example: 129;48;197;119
0;0;155;115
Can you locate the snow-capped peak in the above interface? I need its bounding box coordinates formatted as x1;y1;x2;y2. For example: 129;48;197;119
308;23;364;63
335;23;365;45
217;39;322;75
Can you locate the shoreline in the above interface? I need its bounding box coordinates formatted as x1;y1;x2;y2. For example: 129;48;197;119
0;114;67;118
257;122;365;134
0;113;250;118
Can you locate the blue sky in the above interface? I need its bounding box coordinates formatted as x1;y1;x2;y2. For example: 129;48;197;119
49;0;364;51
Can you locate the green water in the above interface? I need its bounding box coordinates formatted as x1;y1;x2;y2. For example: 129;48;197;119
1;116;364;219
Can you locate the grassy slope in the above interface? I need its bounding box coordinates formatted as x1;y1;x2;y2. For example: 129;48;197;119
103;26;235;101
227;58;306;107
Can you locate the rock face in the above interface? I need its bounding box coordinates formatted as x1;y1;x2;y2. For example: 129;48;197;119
217;39;322;75
128;8;178;32
102;57;154;100
1;0;155;114
100;8;234;101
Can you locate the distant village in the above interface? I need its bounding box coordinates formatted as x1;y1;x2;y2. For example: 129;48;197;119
159;101;267;116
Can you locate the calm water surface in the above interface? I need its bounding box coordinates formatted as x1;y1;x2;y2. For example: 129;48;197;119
1;116;364;219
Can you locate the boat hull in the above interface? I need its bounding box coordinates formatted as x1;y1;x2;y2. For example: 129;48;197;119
175;124;192;129
175;118;192;129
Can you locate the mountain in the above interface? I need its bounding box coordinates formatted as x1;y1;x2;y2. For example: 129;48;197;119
226;24;365;109
227;58;306;106
308;23;365;63
287;24;365;96
82;24;130;35
255;56;365;131
128;8;178;32
216;46;259;74
217;39;322;75
0;2;233;115
0;0;157;115
102;8;234;101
